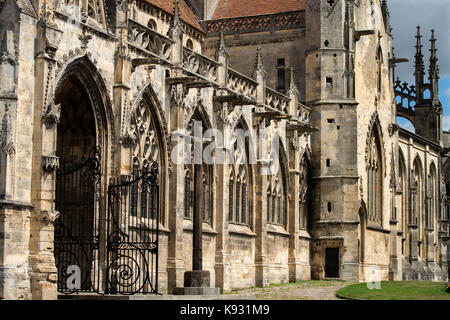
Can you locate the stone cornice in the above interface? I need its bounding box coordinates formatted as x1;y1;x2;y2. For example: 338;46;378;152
0;199;34;210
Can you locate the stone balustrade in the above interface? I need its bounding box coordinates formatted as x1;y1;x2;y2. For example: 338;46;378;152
227;68;258;100
128;19;174;60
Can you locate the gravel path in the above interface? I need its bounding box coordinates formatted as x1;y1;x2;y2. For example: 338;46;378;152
225;281;351;300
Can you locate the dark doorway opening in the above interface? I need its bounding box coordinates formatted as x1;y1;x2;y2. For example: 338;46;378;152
53;74;102;293
325;247;339;278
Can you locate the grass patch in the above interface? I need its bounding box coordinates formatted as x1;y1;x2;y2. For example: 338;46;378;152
336;281;450;300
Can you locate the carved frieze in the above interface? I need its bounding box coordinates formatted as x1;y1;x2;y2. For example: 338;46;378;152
42;155;60;173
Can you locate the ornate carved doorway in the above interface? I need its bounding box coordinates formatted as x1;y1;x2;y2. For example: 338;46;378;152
53;74;102;293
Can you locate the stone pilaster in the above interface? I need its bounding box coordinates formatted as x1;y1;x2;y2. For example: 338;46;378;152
254;119;269;287
213;103;231;292
287;131;301;282
28;14;62;299
166;0;187;293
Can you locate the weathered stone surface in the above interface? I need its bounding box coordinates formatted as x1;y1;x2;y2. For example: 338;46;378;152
0;0;447;300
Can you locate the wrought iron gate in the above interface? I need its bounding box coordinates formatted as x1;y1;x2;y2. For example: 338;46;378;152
105;162;160;295
54;147;102;293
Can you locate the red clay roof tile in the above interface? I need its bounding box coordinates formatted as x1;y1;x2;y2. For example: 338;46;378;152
144;0;204;33
212;0;306;20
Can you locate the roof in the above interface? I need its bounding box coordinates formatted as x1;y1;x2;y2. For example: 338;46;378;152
211;0;306;20
144;0;204;33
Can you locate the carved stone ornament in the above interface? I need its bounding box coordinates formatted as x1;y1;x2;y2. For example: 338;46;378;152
289;131;299;151
42;155;60;173
117;0;129;13
359;175;364;200
120;130;137;147
1;103;15;155
42;101;61;125
41;210;60;224
388;123;399;136
170;85;186;109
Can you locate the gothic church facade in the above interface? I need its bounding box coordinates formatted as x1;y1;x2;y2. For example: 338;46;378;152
0;0;448;299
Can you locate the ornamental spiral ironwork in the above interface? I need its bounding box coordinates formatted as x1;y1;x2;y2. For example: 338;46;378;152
106;161;160;295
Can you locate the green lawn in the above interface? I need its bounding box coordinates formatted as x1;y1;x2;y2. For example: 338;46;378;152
336;281;450;300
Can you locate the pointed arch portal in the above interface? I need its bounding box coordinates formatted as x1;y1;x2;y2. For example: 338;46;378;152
53;61;105;294
52;60;162;295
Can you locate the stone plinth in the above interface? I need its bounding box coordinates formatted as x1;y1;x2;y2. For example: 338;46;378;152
173;270;220;296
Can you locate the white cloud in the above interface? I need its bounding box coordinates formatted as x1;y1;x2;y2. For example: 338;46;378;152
445;87;450;98
443;115;450;131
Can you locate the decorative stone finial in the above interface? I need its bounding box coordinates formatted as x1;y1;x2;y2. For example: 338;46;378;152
254;47;266;75
429;29;439;81
215;27;229;59
168;0;185;38
288;67;299;96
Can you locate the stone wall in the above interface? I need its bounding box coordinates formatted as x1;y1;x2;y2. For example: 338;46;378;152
0;0;448;300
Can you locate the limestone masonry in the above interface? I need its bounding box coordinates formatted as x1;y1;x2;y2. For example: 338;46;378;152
0;0;448;299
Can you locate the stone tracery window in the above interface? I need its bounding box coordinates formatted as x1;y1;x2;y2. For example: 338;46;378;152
428;164;437;229
299;156;311;230
398;152;407;230
129;99;161;220
367;126;382;225
267;166;286;226
228;134;250;226
412;158;425;259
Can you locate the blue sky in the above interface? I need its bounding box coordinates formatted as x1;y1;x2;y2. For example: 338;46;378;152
389;0;450;132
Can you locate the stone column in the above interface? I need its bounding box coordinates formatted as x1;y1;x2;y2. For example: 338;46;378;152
115;2;133;176
254;120;268;287
389;149;399;280
287;131;301;282
213;30;231;292
166;0;187;293
28;10;63;300
166;81;187;293
214;102;231;292
409;173;419;263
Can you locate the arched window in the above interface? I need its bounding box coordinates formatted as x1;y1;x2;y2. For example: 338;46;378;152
186;39;194;50
129;99;161;220
184;112;212;224
148;19;157;31
299;156;311;230
228;132;250;226
413;158;424;258
267;166;287;226
398;151;408;256
428;164;437;229
367;125;383;225
228;170;234;222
